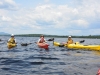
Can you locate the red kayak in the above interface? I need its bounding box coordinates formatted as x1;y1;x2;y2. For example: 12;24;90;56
37;43;49;50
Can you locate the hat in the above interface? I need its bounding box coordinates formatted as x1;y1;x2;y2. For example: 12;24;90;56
68;36;71;38
11;34;14;36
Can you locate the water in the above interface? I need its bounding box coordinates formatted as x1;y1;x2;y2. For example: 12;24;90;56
0;36;100;75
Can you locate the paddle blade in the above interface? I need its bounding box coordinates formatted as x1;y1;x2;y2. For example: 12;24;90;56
21;43;32;46
47;38;54;41
79;40;85;43
21;43;28;46
59;44;64;47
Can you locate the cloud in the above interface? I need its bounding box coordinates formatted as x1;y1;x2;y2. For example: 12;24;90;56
44;0;49;3
71;19;89;28
0;0;100;35
88;29;100;35
0;0;18;10
68;30;82;35
1;16;12;21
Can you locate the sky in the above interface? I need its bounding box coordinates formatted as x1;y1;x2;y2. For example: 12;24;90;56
0;0;100;35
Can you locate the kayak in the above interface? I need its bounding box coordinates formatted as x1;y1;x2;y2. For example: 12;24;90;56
37;43;49;50
66;42;100;51
7;43;17;49
53;42;60;46
54;42;100;51
53;42;64;47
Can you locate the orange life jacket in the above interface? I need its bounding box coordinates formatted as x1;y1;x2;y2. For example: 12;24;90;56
8;38;15;44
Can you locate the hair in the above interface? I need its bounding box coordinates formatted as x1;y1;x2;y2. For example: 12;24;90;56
40;35;44;38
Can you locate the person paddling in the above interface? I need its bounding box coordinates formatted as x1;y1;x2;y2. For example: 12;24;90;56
66;36;73;44
37;35;49;50
38;35;47;43
8;34;17;44
63;36;73;45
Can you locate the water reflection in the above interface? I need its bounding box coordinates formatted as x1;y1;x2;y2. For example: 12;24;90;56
93;51;100;56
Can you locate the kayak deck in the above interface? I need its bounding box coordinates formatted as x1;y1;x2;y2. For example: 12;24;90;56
37;43;49;50
66;43;100;51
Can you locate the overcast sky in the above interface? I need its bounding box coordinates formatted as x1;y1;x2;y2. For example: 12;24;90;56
0;0;100;35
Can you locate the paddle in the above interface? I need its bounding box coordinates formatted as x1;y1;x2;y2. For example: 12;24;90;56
21;43;32;46
0;39;8;42
47;38;54;41
79;40;85;43
21;38;54;46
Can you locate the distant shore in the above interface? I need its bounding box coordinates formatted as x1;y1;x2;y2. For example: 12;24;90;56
0;34;100;39
14;34;100;39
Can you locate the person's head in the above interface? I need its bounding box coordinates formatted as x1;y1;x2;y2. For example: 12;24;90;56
68;36;71;40
11;34;14;38
68;36;71;38
40;35;44;38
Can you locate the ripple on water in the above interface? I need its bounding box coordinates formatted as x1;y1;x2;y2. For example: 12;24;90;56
0;37;100;75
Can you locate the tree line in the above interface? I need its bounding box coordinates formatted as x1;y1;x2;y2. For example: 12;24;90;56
15;34;100;39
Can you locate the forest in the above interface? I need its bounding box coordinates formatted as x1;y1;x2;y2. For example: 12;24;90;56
15;34;100;39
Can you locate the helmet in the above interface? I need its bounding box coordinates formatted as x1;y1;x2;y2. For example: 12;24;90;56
11;34;14;36
68;36;71;38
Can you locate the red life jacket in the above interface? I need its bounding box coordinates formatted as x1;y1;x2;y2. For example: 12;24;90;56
96;69;100;75
97;69;100;75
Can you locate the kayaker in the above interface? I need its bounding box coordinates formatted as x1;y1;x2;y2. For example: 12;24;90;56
38;35;47;43
67;36;73;44
8;34;17;44
37;35;49;50
66;36;73;44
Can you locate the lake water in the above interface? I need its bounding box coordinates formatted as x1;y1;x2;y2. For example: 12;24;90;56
0;36;100;75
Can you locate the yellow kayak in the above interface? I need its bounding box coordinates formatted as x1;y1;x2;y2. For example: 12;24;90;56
53;42;61;46
7;43;17;49
53;42;65;47
54;42;100;51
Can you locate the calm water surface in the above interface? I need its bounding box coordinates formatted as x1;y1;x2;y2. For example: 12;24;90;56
0;36;100;75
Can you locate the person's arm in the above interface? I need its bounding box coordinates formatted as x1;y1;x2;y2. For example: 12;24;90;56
72;40;73;43
37;39;40;43
14;39;17;44
44;39;47;43
7;38;11;43
8;38;10;41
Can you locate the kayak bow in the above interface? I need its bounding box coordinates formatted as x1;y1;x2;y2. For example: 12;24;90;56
7;43;17;49
37;43;49;50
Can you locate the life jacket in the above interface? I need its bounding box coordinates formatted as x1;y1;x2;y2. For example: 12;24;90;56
8;38;15;44
39;38;45;43
67;39;73;44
